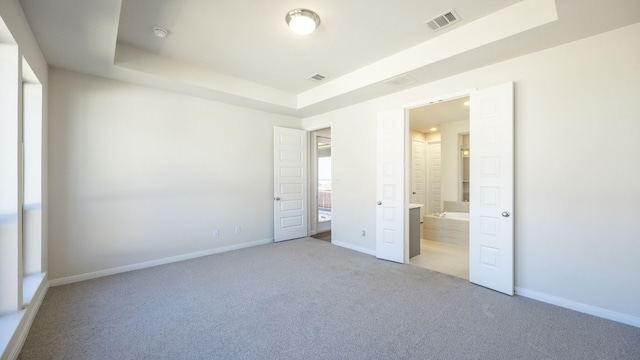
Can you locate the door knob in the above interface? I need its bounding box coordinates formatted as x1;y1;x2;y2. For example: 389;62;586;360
377;201;382;205
501;211;510;217
412;192;416;194
275;197;281;201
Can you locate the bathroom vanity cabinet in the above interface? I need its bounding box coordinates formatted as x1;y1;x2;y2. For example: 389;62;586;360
409;204;423;258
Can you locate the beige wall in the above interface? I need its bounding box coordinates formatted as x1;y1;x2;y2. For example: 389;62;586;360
303;23;640;323
48;69;300;279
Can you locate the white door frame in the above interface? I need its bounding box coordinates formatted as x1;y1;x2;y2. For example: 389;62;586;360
304;124;333;239
310;130;332;235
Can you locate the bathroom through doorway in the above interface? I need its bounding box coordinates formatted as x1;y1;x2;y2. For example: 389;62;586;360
408;97;470;280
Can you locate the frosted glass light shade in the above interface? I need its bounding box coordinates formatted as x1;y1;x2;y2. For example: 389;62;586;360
286;9;320;35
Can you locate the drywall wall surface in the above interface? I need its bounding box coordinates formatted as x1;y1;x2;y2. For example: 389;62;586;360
303;23;640;321
48;69;300;279
323;106;377;253
440;119;469;203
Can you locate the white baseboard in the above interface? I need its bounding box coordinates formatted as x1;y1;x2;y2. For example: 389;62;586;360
49;238;273;287
515;287;640;328
332;240;376;256
2;273;49;360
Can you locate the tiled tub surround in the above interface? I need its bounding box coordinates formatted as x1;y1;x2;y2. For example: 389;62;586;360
423;212;469;247
443;200;469;213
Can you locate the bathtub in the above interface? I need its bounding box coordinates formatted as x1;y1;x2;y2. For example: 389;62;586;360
440;211;469;220
423;212;469;247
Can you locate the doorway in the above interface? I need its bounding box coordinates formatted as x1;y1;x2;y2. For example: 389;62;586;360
375;83;514;295
311;128;332;241
407;97;470;280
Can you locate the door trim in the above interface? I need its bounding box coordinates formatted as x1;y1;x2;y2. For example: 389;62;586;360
310;130;332;235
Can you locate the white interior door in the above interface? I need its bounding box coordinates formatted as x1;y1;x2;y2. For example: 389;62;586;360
411;137;425;217
426;141;441;214
273;127;308;242
376;109;406;263
469;82;514;295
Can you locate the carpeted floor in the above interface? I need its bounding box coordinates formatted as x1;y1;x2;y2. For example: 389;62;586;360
19;238;640;359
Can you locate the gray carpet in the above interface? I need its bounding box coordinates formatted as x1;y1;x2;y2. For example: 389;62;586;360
19;238;640;359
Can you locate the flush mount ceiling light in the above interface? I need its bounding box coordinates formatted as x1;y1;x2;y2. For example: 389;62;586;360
152;26;168;38
285;9;320;35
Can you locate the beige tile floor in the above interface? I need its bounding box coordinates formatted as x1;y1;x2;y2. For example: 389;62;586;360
410;239;469;280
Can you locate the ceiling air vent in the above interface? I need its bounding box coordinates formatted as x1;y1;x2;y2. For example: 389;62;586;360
308;73;326;81
425;9;460;32
384;74;417;88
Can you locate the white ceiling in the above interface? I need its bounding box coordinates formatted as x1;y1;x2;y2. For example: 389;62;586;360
410;97;470;134
17;0;640;117
116;0;518;94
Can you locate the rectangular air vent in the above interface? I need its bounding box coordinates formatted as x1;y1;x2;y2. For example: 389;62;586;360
425;10;460;32
383;74;417;88
308;74;326;81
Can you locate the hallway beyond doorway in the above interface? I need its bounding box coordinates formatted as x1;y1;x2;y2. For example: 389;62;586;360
311;231;331;242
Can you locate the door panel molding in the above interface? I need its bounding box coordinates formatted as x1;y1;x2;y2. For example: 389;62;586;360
376;109;406;263
469;82;514;295
274;127;308;242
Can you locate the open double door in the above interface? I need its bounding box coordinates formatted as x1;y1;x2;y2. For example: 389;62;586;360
376;82;515;295
271;83;514;295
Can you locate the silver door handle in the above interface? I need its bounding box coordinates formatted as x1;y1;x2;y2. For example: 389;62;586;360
275;197;281;201
377;201;382;205
501;211;510;217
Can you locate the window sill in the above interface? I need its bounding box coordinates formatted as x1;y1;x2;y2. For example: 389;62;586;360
0;272;47;359
0;311;24;359
23;273;46;306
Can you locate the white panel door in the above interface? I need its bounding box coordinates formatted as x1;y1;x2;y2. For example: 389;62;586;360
411;138;425;217
376;109;405;263
469;82;514;295
274;127;308;242
426;141;442;214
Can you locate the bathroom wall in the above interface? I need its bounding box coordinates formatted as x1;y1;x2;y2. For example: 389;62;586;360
440;119;469;203
424;132;440;143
